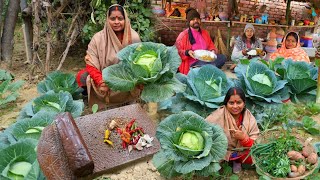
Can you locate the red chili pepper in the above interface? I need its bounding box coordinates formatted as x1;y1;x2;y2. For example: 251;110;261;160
126;119;136;132
116;128;123;135
122;141;127;149
129;127;144;135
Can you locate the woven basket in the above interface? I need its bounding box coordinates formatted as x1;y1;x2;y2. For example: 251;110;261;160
252;134;318;180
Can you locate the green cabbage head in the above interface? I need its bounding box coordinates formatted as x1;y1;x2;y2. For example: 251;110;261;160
133;50;157;76
102;42;186;102
177;65;233;108
179;131;204;151
235;61;287;103
152;111;228;178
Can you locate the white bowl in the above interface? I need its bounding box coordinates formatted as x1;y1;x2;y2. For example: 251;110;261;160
194;50;217;62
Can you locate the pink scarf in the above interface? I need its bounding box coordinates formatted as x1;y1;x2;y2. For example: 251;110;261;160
270;31;310;62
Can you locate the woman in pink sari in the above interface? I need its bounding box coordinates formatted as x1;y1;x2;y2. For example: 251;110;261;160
270;31;310;62
76;4;141;110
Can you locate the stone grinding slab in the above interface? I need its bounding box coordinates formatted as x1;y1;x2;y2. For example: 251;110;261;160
37;104;160;179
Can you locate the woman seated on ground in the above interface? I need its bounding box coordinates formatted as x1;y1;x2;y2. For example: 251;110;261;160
231;24;265;70
269;31;310;62
76;4;141;110
206;87;259;174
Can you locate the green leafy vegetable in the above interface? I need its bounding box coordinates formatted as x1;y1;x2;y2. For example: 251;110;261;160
19;91;84;119
12;111;56;140
235;60;288;103
9;161;32;178
301;116;320;135
0;69;24;108
276;59;317;102
251;134;302;178
0;139;42;179
37;71;83;99
251;74;272;87
152;111;228;178
102;42;185;102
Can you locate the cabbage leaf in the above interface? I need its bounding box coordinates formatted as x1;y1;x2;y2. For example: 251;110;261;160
102;42;185;102
37;71;83;100
281;60;317;102
0;139;43;180
235;61;287;103
152;111;227;178
19;91;84;119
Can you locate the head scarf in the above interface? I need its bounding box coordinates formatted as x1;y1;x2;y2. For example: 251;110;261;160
185;8;200;24
244;23;255;33
85;4;141;109
86;4;140;70
269;31;310;62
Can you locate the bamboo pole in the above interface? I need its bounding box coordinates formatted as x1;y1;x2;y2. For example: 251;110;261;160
30;0;42;81
20;0;33;64
45;0;52;74
286;0;292;25
56;25;78;70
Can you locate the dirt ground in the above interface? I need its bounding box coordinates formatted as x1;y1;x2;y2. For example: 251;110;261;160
3;27;319;180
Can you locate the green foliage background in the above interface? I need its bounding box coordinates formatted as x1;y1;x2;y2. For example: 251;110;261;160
82;0;155;43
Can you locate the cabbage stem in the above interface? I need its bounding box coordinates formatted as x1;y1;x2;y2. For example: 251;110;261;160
317;61;320;103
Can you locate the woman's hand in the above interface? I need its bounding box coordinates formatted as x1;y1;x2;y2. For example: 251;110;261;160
136;84;144;91
242;49;248;56
230;129;247;141
188;50;196;59
99;82;110;92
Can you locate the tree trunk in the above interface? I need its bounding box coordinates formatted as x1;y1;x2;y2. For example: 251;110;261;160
29;0;42;81
0;0;5;60
20;0;33;64
1;0;20;66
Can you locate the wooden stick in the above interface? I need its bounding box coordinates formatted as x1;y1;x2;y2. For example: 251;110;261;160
56;25;78;70
53;0;70;18
29;0;41;81
45;0;52;74
67;10;81;38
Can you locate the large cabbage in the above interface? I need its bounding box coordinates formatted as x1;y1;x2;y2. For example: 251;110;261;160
102;42;185;102
277;59;317;102
19;91;84;119
0;139;44;179
152;111;228;178
37;71;83;100
178;65;233;108
235;61;288;103
158;65;233;117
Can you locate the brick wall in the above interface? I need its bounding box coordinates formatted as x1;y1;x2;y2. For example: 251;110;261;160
155;0;314;46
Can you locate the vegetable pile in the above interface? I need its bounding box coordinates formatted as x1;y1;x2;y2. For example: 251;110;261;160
104;118;153;152
251;134;318;178
152;111;228;178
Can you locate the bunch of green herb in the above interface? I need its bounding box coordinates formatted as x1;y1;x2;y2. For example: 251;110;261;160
251;134;303;178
